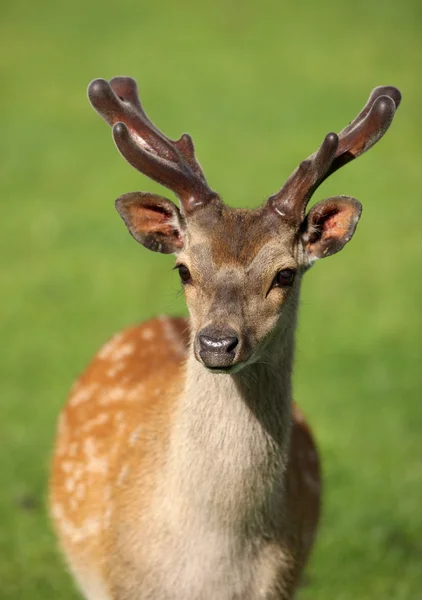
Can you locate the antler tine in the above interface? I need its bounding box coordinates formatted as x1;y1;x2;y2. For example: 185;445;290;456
339;86;401;138
111;122;210;203
87;77;217;213
267;131;339;219
109;78;207;181
329;87;401;173
268;86;401;221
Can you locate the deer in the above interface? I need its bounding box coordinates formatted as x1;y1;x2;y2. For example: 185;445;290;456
50;76;401;600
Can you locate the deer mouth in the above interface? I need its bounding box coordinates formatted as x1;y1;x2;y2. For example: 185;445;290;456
206;365;235;374
204;360;251;375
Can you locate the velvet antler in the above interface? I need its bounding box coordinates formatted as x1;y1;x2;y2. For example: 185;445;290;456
267;86;402;221
88;77;219;214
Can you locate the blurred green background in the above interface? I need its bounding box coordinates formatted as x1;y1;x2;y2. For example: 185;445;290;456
1;0;421;597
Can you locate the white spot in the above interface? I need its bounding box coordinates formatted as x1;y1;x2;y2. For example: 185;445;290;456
99;386;125;405
86;456;108;475
61;461;73;473
73;466;83;481
82;413;109;431
51;502;63;520
128;383;145;401
69;383;98;407
111;342;135;362
106;362;126;378
97;332;124;360
84;438;108;474
141;327;154;340
66;478;75;493
78;517;101;541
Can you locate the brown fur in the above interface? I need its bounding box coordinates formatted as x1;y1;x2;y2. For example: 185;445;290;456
51;317;320;599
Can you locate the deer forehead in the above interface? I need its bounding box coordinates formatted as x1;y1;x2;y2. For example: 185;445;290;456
183;206;298;273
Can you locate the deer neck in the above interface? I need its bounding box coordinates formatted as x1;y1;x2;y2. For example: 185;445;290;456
163;312;297;532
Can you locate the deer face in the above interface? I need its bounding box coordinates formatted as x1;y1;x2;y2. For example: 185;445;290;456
88;77;400;371
176;206;301;371
115;197;361;371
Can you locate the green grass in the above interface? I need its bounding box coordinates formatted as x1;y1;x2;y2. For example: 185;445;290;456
1;0;421;597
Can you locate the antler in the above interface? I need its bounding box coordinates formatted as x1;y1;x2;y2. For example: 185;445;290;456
87;77;219;214
267;86;402;221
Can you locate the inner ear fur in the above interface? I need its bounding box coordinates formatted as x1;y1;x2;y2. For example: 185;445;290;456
115;192;185;254
302;196;362;260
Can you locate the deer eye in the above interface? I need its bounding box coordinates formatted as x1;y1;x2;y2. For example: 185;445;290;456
177;264;192;284
273;268;296;288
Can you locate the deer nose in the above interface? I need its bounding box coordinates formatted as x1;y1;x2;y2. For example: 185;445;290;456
198;329;239;369
199;334;239;353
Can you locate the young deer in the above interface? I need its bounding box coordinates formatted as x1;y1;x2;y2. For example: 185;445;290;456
50;78;401;599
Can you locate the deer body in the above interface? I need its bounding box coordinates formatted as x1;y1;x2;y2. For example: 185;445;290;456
50;78;400;599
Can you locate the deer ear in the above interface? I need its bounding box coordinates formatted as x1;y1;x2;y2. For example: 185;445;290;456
302;196;362;261
115;192;185;254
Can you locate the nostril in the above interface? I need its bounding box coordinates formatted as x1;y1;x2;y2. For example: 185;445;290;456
226;337;239;353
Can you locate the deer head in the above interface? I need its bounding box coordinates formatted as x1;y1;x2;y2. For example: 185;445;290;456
88;78;401;373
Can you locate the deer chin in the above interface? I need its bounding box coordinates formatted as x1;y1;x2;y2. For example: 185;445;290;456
199;354;258;375
204;363;246;375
